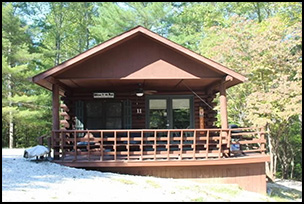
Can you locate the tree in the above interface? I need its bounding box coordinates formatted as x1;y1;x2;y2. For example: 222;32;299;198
199;15;302;180
2;2;52;148
91;2;172;44
167;2;228;52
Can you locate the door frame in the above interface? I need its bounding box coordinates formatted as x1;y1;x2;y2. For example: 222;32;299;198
145;95;194;129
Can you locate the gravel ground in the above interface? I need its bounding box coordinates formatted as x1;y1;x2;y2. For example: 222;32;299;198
2;148;301;202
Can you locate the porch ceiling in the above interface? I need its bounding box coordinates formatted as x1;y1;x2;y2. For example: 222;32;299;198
58;78;223;93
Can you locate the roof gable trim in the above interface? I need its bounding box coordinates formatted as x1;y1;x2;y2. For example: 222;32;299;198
32;25;246;83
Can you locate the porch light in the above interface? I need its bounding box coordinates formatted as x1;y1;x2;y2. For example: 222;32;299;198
135;84;144;97
136;89;144;97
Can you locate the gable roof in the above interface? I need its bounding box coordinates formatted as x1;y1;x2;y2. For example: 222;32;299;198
32;25;246;92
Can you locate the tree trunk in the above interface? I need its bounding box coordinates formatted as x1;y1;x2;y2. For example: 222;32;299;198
84;2;90;50
265;127;275;181
290;157;294;179
9;114;14;148
254;2;262;23
55;36;60;66
273;154;277;178
282;162;289;179
8;74;14;149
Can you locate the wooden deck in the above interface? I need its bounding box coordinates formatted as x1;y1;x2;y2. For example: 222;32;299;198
51;127;267;167
49;127;269;194
54;153;269;167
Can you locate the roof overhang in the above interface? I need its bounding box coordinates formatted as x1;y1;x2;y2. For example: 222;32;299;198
32;26;246;95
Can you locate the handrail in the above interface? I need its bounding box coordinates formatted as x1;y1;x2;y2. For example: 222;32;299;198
37;133;51;146
51;127;266;162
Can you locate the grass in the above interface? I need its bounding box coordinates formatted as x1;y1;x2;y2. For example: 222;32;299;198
191;197;205;202
112;178;136;185
146;180;161;188
207;184;243;197
267;184;302;201
178;184;235;201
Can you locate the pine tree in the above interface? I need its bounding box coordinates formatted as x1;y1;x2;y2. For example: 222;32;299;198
2;2;51;148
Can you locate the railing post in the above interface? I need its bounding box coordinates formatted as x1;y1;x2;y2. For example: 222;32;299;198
60;130;64;160
227;129;231;157
193;130;197;160
180;130;184;160
52;130;60;160
218;130;222;158
52;84;60;160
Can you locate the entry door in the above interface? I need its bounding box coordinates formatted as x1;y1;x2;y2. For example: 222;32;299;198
147;96;193;129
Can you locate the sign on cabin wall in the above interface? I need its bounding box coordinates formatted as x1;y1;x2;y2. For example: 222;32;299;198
93;92;115;98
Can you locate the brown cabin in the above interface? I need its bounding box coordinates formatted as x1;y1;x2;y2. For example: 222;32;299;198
32;26;270;194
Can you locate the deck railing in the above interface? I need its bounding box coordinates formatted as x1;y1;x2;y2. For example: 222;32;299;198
52;127;266;162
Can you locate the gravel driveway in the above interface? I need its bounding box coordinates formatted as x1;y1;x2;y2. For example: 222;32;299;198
2;148;300;202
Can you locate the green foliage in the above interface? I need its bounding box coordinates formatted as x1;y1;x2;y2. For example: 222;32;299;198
91;2;172;44
199;9;302;180
2;2;52;148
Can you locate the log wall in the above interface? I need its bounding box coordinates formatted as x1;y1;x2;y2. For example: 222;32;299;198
59;91;218;130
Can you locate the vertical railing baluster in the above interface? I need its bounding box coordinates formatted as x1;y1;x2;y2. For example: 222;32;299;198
167;130;170;160
193;130;196;160
74;130;77;161
206;130;209;159
140;130;143;161
180;130;183;160
88;130;91;160
114;131;117;161
154;130;157;161
127;131;130;161
100;131;103;161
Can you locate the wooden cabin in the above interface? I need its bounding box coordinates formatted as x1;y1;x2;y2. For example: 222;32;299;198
32;26;270;194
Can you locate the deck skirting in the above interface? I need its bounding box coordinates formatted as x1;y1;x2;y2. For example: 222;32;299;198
54;155;269;194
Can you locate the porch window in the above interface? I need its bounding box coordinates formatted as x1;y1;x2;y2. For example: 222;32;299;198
172;99;191;129
146;95;193;129
149;99;167;129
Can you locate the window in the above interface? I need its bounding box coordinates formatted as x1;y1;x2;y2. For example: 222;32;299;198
146;95;193;129
85;101;123;130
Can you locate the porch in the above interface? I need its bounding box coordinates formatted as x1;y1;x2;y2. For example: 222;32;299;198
50;127;267;167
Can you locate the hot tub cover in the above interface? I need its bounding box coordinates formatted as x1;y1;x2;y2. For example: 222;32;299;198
24;145;50;158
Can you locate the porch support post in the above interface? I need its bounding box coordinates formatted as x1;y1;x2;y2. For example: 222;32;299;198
219;78;228;129
52;84;60;159
52;84;60;130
